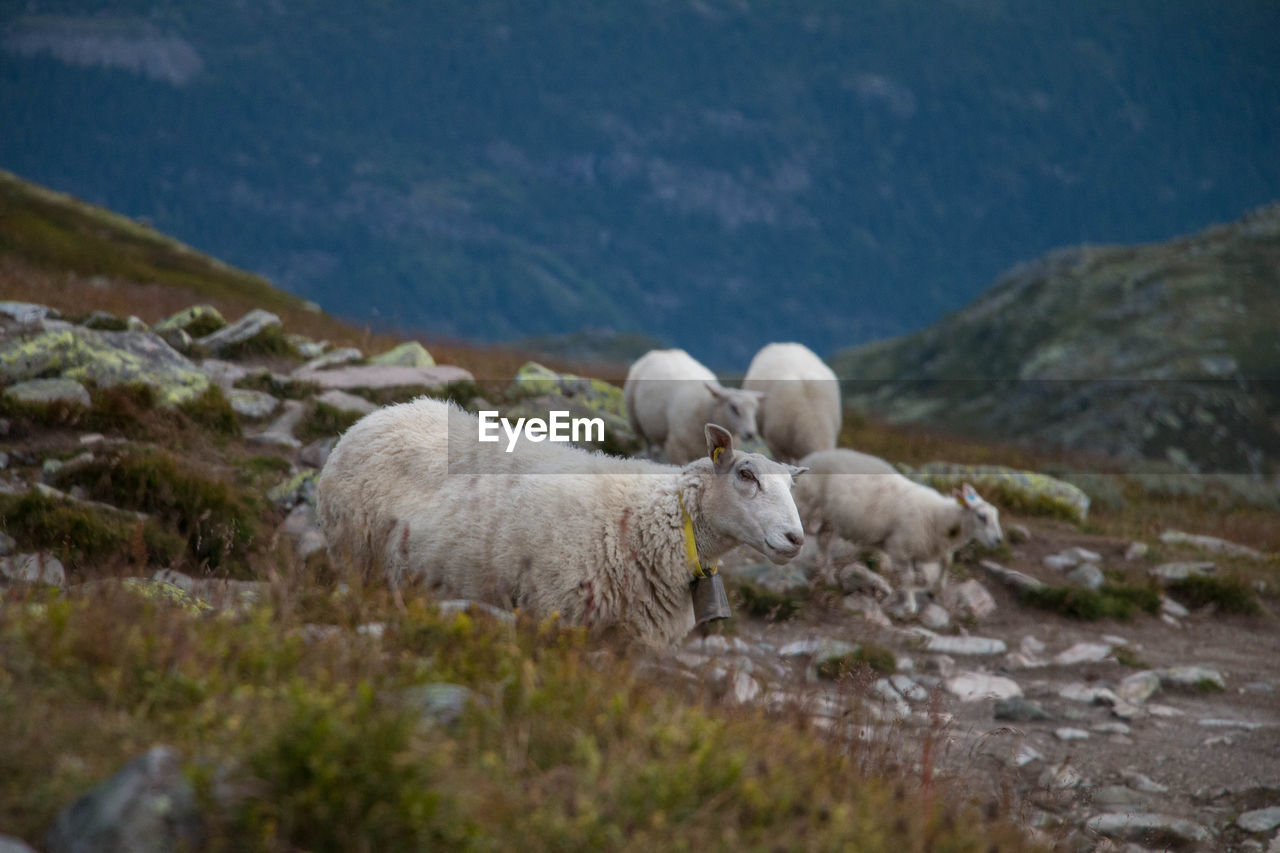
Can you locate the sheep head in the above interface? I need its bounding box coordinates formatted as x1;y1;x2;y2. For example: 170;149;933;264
703;382;765;444
954;483;1003;548
696;423;806;565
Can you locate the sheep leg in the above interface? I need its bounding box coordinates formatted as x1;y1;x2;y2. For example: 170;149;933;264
815;522;837;586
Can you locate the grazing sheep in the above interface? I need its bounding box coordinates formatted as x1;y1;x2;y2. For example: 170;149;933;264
317;397;807;645
624;348;763;464
742;342;841;463
792;448;1002;604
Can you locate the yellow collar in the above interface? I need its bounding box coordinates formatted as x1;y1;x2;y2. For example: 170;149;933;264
679;494;717;579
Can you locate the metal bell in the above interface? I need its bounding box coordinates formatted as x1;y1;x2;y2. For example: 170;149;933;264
690;574;731;625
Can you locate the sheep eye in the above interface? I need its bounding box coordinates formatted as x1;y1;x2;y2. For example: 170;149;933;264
738;467;756;483
977;512;988;523
729;403;741;417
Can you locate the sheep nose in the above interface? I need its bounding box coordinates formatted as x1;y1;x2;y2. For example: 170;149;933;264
785;530;804;548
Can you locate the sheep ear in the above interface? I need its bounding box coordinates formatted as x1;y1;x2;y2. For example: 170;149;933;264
747;389;766;401
704;381;728;400
705;423;735;472
786;464;809;480
962;483;979;505
952;488;967;508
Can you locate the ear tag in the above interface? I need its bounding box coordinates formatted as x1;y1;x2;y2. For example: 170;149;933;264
712;446;725;463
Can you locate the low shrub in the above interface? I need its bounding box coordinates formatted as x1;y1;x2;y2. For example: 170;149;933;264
1165;575;1261;615
1019;582;1160;621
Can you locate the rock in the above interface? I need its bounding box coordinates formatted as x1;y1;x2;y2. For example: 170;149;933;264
1116;671;1161;704
198;358;259;389
1062;546;1102;564
913;630;1006;656
730;560;808;594
368;341;434;367
870;679;911;718
1058;683;1120;705
4;377;92;407
299;437;338;469
315;389;377;416
1092;721;1130;735
399;683;473;727
944;671;1022;701
294;363;473;393
193;308;281;354
0;531;15;556
941;579;996;621
835;562;894;598
1198;718;1265;730
285;334;327;358
1042;553;1077;572
0;552;66;587
1038;762;1082;789
1157;665;1225;691
1055;727;1090;740
841;594;891;626
1150;560;1217;584
906;462;1090;522
976;559;1045;592
1007;523;1031;544
44;745;201;853
993;696;1051;721
154;304;225;335
267;469;319;508
1125;541;1150;561
0;326;209;405
919;603;951;630
1125;772;1169;794
0;835;39;853
731;671;761;703
1065;563;1105;590
280;503;326;560
1237;807;1280;834
297;347;363;373
1161;596;1191;618
1160;529;1266;560
155;326;192;353
890;674;929;703
0;301;54;324
1021;635;1046;656
1053;642;1112;666
225;388;279;419
247;399;306;448
1084;813;1212;846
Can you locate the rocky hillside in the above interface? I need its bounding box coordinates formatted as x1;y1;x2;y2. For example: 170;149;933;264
830;205;1280;477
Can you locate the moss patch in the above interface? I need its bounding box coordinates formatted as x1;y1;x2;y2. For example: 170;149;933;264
0;490;182;570
815;645;897;680
297;401;363;443
732;579;803;622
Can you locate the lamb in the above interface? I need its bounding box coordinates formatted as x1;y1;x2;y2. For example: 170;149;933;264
624;348;763;464
742;342;841;463
792;448;1002;604
317;396;807;645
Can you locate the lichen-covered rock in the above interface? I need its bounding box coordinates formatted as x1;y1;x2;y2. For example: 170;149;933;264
0;302;56;325
293;363;472;392
3;378;91;407
194;309;281;354
44;745;202;853
154;304;225;335
0;326;210;406
267;469;319;508
503;362;637;453
116;578;215;614
905;462;1090;521
225;389;279;419
0;552;67;587
368;341;434;367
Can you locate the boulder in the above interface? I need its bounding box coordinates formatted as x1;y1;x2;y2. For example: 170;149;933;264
247;399;306;449
835;562;893;598
297;347;362;373
841;594;891;627
3;378;91;407
44;746;202;853
1237;806;1280;834
1160;529;1266;560
225;389;279;419
906;462;1090;521
1084;813;1212;847
911;629;1006;656
993;696;1051;721
1157;665;1226;691
193;309;281;354
976;559;1045;592
0;326;209;405
0;301;55;325
1149;561;1217;584
1065;563;1105;590
285;334;327;359
0;552;66;587
944;671;1022;701
368;341;434;367
293;363;473;392
1115;670;1161;704
941;579;996;621
315;389;377;416
1052;641;1111;665
729;561;809;595
918;603;950;630
154;304;225;335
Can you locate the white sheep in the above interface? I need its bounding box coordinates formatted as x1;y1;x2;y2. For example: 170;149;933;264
742;342;841;463
317;396;807;645
792;448;1003;604
624;348;763;464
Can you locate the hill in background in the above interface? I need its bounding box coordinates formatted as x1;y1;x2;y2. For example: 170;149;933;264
831;204;1280;477
3;1;1279;365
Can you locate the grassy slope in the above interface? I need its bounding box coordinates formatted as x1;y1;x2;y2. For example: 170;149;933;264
0;170;1041;849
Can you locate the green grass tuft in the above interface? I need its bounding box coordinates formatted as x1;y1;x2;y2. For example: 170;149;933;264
1112;646;1150;669
178;385;240;437
0;489;182;570
1019;582;1160;621
297;401;363;443
816;645;897;680
1165;575;1261;615
732;579;802;622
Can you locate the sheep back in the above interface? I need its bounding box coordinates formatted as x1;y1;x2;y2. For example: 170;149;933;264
743;342;840;463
